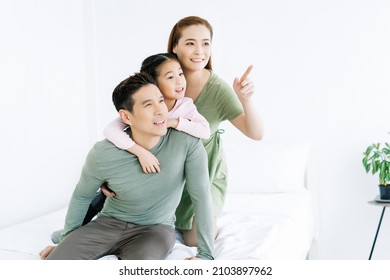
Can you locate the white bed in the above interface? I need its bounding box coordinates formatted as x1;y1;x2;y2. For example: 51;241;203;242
0;140;315;260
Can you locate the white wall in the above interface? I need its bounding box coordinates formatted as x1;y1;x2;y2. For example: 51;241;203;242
0;0;90;227
1;0;389;260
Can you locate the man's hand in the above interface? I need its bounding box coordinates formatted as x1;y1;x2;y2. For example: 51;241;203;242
39;245;56;259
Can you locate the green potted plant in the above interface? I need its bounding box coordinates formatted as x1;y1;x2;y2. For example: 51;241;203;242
362;142;390;200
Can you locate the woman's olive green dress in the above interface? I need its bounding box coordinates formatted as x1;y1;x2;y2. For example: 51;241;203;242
175;71;244;230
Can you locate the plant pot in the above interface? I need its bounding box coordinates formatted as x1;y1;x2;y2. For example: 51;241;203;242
379;185;390;200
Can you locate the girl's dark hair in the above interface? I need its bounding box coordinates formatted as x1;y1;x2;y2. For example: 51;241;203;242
140;53;180;79
167;16;213;70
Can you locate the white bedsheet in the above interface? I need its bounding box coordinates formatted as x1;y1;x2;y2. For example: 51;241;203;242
0;190;314;260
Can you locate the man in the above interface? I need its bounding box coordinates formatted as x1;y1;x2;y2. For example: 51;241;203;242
40;72;214;260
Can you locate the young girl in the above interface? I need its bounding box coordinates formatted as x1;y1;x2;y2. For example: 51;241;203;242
168;16;264;246
103;53;210;174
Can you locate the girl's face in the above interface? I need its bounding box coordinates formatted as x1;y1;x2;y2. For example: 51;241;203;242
173;24;212;72
156;59;186;101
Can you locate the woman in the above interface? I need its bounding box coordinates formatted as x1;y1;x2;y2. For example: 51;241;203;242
168;16;264;246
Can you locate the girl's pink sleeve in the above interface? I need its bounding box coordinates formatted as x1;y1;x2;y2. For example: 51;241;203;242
175;99;211;139
103;117;135;150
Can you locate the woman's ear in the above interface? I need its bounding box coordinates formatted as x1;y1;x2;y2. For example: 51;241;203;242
119;109;132;126
172;44;177;54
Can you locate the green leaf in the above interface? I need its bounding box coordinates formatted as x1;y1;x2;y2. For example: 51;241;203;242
381;161;386;170
372;161;377;174
364;163;370;173
365;146;374;156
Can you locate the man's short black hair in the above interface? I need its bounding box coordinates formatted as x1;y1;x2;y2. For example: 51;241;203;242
112;72;156;112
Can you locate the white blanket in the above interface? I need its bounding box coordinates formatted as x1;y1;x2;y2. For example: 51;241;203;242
0;190;314;260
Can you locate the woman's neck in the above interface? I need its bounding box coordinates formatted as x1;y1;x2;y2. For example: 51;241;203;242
183;68;204;81
183;68;211;101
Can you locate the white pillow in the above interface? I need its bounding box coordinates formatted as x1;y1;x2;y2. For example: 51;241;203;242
224;140;310;193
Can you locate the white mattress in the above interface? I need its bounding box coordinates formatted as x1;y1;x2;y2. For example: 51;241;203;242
0;190;314;260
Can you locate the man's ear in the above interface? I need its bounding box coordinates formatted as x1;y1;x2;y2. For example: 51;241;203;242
119;109;133;126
